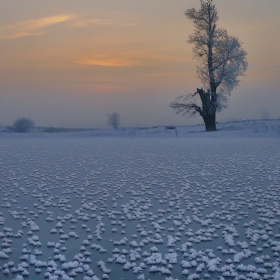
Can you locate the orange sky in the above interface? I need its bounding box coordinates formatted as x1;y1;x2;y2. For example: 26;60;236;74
0;0;279;127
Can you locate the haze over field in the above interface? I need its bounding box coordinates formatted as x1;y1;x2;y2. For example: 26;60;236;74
0;0;279;127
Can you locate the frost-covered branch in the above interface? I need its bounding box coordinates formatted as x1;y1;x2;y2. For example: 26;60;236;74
186;0;248;111
170;0;248;131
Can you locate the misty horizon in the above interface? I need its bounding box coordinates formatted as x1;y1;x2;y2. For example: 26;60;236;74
0;0;279;128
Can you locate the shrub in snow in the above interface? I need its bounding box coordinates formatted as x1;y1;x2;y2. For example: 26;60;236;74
13;118;34;133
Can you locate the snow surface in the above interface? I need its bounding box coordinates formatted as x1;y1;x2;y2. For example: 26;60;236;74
1;119;280;139
0;119;280;280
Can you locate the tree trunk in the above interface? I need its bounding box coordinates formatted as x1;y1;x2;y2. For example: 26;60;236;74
203;114;217;132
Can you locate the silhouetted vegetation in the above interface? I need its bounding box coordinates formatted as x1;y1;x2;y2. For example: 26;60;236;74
13;118;35;133
107;113;120;129
41;127;92;133
170;0;248;132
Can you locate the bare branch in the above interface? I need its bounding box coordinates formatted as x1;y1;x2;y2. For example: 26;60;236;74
170;1;248;131
169;93;203;117
185;2;248;110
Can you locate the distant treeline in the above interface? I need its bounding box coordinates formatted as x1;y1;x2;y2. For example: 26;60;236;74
40;127;93;133
0;125;93;133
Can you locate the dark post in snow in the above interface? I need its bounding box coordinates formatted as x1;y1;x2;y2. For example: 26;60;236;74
170;0;248;132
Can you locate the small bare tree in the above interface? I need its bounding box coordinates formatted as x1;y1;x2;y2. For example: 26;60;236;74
107;113;120;129
170;0;248;131
13;118;35;133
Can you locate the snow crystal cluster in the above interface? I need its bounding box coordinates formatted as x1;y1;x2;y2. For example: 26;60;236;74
0;138;280;279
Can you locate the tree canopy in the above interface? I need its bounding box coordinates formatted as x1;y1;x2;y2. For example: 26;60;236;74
170;0;248;131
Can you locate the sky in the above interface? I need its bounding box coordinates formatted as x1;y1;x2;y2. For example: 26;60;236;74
0;0;279;128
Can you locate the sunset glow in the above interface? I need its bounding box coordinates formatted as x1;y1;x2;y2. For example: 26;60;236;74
75;56;139;67
0;14;73;39
0;0;279;127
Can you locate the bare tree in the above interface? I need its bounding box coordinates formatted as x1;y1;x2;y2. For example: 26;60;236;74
170;0;248;131
13;118;35;133
107;113;120;129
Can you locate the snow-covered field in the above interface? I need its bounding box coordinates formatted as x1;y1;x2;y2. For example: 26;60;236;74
1;119;280;139
0;120;280;280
